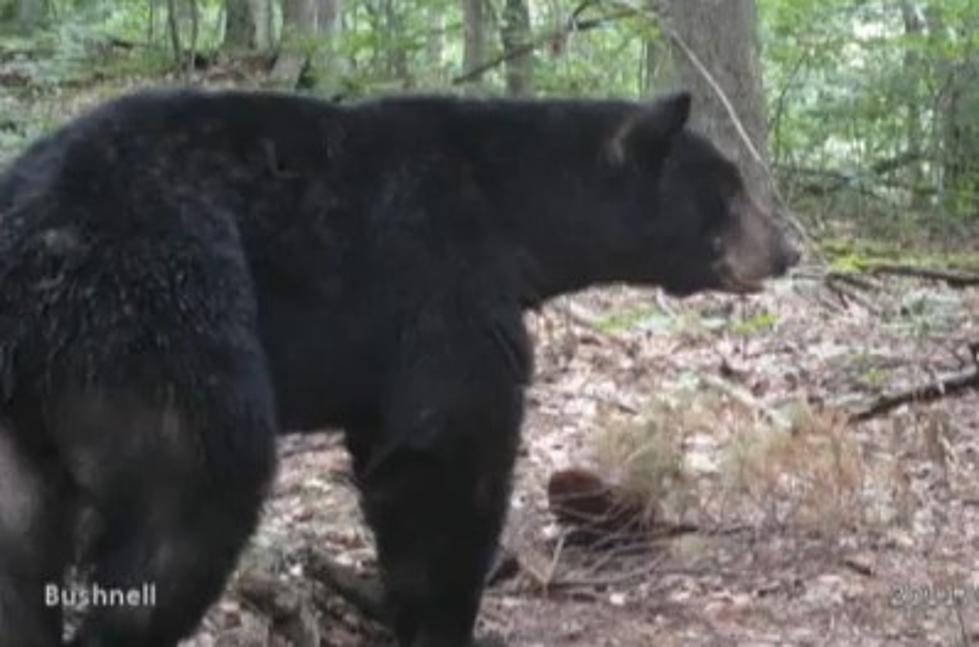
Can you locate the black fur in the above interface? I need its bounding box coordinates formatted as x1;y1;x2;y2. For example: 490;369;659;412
0;88;796;646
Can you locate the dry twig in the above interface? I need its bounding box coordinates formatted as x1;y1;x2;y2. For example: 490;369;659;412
850;365;979;422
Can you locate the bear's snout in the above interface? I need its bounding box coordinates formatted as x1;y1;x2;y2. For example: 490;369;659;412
717;192;799;292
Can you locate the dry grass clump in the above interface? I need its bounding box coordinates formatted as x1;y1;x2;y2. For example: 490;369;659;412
588;385;710;529
585;383;880;536
721;401;865;533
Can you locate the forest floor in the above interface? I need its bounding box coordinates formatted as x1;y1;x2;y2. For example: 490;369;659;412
2;51;979;647
190;268;979;647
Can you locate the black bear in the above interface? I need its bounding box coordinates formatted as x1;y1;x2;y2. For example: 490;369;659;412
0;88;797;647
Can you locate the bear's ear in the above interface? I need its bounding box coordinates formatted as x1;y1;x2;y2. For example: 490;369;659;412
650;91;692;135
606;91;692;165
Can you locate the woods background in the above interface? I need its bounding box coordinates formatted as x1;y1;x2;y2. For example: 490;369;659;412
1;0;978;236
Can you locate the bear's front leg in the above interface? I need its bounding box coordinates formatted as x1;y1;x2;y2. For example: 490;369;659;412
358;305;527;647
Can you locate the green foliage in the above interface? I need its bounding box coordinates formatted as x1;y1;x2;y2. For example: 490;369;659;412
822;236;979;273
0;0;977;234
763;0;979;225
730;311;779;338
596;304;662;333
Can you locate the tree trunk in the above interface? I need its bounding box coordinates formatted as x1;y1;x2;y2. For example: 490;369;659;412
666;0;773;208
463;0;486;90
275;0;341;89
186;0;198;74
16;0;45;32
282;0;316;36
426;6;444;81
316;0;339;34
282;0;337;34
925;3;978;212
384;0;409;86
317;0;342;90
225;0;257;49
225;0;272;50
924;4;948;198
272;0;313;89
166;0;183;62
901;1;926;206
501;0;532;96
148;0;157;44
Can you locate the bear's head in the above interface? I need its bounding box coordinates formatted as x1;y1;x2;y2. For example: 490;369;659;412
604;92;799;297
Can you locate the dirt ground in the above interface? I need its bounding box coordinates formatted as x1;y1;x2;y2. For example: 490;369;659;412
179;268;979;647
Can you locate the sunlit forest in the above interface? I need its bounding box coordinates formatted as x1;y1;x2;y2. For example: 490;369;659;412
1;1;977;645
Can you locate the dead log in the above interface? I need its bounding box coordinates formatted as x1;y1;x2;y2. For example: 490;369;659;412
851;365;979;422
864;263;979;288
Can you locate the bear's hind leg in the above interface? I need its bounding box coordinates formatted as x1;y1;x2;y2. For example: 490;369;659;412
64;373;276;647
48;213;278;646
0;429;69;647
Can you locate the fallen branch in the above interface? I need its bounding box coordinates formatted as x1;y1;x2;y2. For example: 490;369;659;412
824;271;882;293
823;273;883;313
863;263;979;288
850;365;979;422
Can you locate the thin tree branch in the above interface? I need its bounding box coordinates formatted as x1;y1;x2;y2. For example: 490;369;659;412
770;48;811;164
661;23;767;171
452;7;638;85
